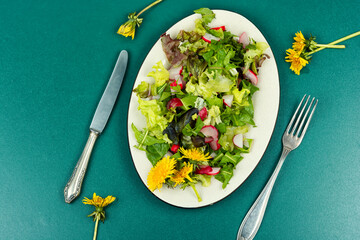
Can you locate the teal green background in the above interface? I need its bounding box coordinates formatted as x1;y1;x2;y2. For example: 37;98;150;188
1;0;359;239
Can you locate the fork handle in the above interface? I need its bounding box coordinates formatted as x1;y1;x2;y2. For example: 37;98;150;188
237;148;291;240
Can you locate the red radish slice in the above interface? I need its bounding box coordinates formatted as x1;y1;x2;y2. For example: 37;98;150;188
168;66;183;80
200;125;219;140
195;165;212;174
170;80;184;89
222;95;234;107
198;107;208;121
170;144;180;153
202;33;220;43
207;167;221;175
209;140;220;151
200;125;220;150
204;136;214;143
167;98;183;110
179;66;183;75
211;26;226;31
243;69;258;85
233;134;244;148
195;165;221;175
239;32;249;48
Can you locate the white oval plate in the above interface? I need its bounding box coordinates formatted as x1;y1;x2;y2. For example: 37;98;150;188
127;10;279;208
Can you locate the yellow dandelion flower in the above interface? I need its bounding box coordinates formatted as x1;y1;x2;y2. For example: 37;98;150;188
285;48;308;75
147;156;177;191
117;0;163;40
83;193;116;239
171;162;194;187
117;20;136;40
179;147;212;162
83;193;116;208
292;31;306;52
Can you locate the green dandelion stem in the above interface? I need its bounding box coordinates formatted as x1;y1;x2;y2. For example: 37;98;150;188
309;30;360;55
190;183;202;202
136;0;163;17
315;44;345;49
93;215;100;240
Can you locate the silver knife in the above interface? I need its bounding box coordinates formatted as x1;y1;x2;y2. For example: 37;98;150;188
64;50;128;203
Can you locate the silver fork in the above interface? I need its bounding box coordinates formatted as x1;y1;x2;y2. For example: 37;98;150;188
237;94;318;240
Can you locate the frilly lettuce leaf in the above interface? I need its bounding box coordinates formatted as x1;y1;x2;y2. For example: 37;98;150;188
194;19;207;36
133;81;150;98
179;39;208;54
138;98;173;142
147;61;170;87
243;41;269;73
185;70;234;99
218;125;249;151
194;8;215;25
203;105;222;126
231;87;250;106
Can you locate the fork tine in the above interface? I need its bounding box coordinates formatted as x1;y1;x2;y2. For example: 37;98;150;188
295;97;315;137
299;99;318;139
290;95;310;135
285;94;306;134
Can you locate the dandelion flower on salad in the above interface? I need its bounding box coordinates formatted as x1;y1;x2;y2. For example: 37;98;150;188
171;162;194;187
147;156;177;191
179;147;212;162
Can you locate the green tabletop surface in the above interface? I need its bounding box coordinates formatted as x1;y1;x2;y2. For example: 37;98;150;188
1;0;359;239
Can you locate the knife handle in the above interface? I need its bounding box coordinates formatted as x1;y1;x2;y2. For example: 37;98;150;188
64;130;99;203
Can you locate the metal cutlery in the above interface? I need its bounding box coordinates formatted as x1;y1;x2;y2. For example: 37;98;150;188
64;50;128;203
237;94;318;240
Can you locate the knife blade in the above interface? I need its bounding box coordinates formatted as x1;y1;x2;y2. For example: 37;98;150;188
64;50;128;203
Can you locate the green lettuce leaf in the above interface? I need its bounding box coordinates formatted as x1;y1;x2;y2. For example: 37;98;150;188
195;174;212;187
203;105;222;126
219;152;243;166
131;123;165;147
138;98;173;141
182;117;204;136
194;8;215;24
243;41;269;73
146;143;170;166
147;61;170;87
218;125;249;151
215;164;234;189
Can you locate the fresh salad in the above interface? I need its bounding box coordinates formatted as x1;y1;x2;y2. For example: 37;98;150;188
131;8;269;202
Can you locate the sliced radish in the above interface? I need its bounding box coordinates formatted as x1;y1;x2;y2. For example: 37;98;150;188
243;69;258;85
170;144;180;153
195;165;221;175
168;66;183;80
222;95;234;107
202;33;220;43
167;98;183;110
200;125;220;151
204;136;214;143
200;125;219;140
198;107;208;121
211;26;226;31
207;167;221;175
209;140;220;151
195;165;212;174
239;32;249;48
179;66;183;75
170;74;185;90
233;134;244;148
